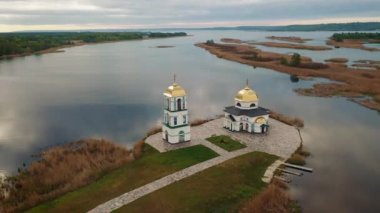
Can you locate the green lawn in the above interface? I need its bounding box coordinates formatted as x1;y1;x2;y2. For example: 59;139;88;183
206;135;246;151
116;152;277;213
27;144;218;213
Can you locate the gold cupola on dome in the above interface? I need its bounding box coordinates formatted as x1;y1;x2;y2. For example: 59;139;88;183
164;74;186;97
235;80;258;102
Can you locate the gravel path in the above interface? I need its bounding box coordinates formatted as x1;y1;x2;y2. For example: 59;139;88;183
89;118;301;213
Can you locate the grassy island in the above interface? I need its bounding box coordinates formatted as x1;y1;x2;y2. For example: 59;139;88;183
327;32;380;51
0;32;187;59
266;36;312;43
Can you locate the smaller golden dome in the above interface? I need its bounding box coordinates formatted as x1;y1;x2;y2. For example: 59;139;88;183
255;117;266;124
164;82;186;97
235;86;258;102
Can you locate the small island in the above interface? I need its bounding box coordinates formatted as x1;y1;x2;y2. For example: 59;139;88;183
251;41;332;51
266;36;312;43
326;32;380;51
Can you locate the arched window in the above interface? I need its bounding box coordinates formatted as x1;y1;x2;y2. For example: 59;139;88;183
174;116;177;125
183;115;187;124
237;102;241;107
167;99;170;110
250;103;256;107
177;98;182;111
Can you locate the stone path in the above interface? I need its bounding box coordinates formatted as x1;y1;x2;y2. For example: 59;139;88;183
262;160;284;183
89;118;301;213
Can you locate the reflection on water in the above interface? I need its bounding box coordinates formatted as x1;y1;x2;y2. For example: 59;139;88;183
0;30;380;212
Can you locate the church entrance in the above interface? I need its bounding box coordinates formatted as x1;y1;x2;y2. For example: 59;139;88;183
239;123;243;131
261;124;267;133
179;131;185;142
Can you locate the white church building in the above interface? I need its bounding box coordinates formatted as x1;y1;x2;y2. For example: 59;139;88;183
223;81;270;133
162;76;191;144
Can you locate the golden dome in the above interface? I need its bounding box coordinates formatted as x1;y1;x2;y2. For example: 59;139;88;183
235;85;258;102
255;117;266;124
164;82;186;97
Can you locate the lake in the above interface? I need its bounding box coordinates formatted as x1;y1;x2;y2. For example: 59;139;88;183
1;30;380;212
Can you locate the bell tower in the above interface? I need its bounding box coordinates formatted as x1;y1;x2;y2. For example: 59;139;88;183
162;75;191;144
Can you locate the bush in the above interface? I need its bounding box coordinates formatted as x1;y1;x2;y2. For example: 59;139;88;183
287;154;306;166
290;53;301;67
240;182;293;213
281;57;288;65
146;126;162;137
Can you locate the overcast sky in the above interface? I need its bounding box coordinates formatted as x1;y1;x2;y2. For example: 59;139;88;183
0;0;379;32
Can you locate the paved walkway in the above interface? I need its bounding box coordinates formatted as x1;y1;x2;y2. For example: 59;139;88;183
89;118;301;213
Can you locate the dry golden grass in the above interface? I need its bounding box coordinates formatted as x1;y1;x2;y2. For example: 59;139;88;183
190;118;212;126
146;125;162;137
0;139;144;212
269;111;304;128
287;154;306;166
239;181;294;213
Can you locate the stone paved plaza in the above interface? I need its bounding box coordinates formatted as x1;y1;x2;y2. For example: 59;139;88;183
146;118;302;159
89;118;302;212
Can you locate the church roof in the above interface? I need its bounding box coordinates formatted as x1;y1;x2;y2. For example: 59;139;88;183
164;82;186;97
235;85;258;102
224;106;270;117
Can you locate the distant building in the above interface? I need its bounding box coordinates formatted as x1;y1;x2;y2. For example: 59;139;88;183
223;80;270;133
162;75;191;143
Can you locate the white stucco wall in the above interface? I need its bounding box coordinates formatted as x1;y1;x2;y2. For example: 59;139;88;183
162;125;191;144
223;114;269;133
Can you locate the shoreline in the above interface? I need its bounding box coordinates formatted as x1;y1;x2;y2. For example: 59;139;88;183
0;35;188;61
195;42;380;112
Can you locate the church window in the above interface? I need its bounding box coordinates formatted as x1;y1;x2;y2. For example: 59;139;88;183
177;98;182;110
237;102;241;107
183;115;187;124
250;103;256;107
174;116;177;125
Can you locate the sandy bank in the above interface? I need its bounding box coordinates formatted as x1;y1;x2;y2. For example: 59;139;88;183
325;58;348;63
196;42;380;112
266;36;312;43
221;38;243;44
252;41;332;51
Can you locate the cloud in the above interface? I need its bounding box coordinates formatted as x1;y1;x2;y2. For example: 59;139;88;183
0;0;379;31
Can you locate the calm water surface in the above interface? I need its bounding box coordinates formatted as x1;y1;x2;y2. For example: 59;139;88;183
0;31;379;213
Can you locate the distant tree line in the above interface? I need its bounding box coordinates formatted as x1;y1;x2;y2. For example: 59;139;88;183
0;32;187;57
331;32;380;42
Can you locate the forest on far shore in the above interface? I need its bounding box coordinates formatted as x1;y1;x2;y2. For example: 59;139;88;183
331;32;380;41
0;32;187;57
